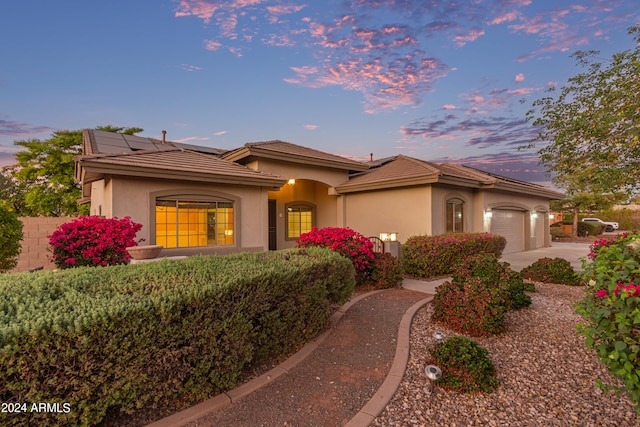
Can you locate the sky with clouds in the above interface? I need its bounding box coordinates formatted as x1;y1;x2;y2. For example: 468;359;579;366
1;0;638;184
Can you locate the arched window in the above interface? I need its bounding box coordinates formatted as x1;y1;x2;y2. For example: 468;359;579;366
286;203;315;239
155;197;234;248
446;198;464;233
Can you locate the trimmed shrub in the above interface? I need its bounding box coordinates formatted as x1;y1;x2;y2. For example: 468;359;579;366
576;231;640;413
363;252;403;289
48;215;143;268
296;226;374;284
550;227;571;239
402;232;506;278
579;221;604;236
432;253;530;336
0;200;23;272
452;253;531;311
521;257;582;286
0;248;355;426
427;336;498;393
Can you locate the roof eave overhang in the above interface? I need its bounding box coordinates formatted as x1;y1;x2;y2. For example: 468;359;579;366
437;176;496;189
78;161;287;189
223;146;369;172
493;182;565;199
335;176;439;194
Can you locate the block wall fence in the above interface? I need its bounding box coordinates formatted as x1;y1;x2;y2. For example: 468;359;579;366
11;217;76;273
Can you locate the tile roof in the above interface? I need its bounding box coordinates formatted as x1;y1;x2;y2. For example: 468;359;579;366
223;140;369;171
337;155;563;199
336;155;445;192
77;132;286;189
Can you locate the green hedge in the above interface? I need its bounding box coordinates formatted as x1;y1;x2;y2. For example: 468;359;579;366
0;248;355;426
402;232;507;278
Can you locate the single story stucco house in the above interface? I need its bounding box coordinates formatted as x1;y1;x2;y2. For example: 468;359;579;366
75;129;563;257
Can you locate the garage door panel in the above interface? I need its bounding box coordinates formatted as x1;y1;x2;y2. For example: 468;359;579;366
491;209;524;254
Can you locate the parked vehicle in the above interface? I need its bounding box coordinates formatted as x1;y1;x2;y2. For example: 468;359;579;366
582;218;619;232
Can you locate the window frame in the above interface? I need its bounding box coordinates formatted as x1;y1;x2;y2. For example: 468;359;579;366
285;202;316;241
150;190;239;249
446;198;465;233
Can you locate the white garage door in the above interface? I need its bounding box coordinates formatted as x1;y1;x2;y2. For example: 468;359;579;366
491;209;525;254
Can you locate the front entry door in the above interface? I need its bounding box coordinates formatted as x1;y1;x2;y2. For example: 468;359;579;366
268;199;277;250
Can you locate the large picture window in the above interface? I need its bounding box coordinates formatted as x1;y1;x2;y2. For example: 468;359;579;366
155;199;234;248
286;203;314;239
446;198;464;233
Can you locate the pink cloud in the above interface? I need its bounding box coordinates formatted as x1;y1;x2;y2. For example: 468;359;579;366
443;104;456;110
305;124;318;130
174;0;220;23
266;4;305;15
203;39;222;51
453;28;485;46
515;73;525;82
214;130;228;136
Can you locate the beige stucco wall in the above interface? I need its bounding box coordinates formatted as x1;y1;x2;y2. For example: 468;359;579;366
267;179;338;249
343;186;432;243
431;185;479;235
92;176;271;255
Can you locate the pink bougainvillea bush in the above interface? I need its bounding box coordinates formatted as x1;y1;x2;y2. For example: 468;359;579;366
296;226;374;283
576;230;640;413
48;216;143;268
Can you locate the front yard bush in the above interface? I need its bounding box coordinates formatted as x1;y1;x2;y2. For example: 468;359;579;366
48;215;143;268
521;257;582;286
432;253;530;336
363;252;403;289
0;200;23;272
427;336;498;393
0;248;355;426
402;232;506;278
296;226;374;284
576;231;640;414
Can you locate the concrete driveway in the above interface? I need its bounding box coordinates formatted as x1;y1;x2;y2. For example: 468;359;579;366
403;242;592;294
500;242;591;272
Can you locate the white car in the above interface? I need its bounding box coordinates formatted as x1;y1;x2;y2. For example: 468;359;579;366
582;218;619;232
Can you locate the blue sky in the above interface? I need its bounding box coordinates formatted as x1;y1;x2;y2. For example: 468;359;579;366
1;1;638;184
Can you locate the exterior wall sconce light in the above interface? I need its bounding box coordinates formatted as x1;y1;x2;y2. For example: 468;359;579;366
425;365;442;393
287;178;296;185
549;214;555;220
379;232;398;242
432;331;446;344
531;213;539;219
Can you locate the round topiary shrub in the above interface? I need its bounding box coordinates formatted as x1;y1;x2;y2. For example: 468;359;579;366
521;257;582;286
0;200;23;272
427;336;498;393
48;215;143;268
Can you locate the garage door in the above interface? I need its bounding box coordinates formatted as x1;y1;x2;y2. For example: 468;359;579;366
491;209;525;254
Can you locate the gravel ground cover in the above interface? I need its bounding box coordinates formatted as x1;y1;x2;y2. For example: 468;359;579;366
374;283;639;427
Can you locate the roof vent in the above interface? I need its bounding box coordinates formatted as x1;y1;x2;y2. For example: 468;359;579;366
162;130;167;144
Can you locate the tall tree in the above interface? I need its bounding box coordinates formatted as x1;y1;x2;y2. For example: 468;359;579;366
9;126;143;216
526;26;640;234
